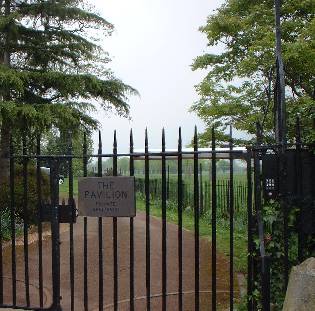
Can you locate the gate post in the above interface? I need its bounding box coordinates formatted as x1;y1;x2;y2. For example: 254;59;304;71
49;159;62;311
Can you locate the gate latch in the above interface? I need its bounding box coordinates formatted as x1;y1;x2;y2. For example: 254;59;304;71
40;199;77;223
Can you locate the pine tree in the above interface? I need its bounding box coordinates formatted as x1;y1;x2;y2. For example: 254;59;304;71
0;0;137;180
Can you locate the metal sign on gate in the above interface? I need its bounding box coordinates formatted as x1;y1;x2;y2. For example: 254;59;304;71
78;176;136;217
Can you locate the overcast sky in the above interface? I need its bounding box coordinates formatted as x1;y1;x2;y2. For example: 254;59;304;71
92;0;224;152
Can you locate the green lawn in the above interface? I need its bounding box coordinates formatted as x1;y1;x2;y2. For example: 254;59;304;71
60;177;78;196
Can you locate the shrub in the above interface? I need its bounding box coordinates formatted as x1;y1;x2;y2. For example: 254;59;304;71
0;165;50;224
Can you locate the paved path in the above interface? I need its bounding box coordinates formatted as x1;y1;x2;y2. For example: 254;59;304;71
2;213;237;310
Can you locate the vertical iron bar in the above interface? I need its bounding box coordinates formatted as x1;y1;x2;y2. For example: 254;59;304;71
83;133;89;311
0;181;2;305
275;0;288;287
167;165;170;200
161;129;167;311
229;126;234;311
295;117;303;262
50;159;61;310
145;129;151;311
22;136;30;307
178;128;183;311
282;169;289;288
274;0;286;145
9;136;16;306
254;123;263;309
68;132;75;311
199;164;203;215
113;131;118;311
247;151;253;311
97;131;103;311
194;127;200;311
211;127;217;311
129;130;135;311
36;135;44;308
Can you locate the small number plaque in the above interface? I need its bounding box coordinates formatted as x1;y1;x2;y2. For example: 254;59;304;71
78;177;136;217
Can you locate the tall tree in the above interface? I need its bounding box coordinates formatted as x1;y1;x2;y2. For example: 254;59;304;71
0;0;137;180
192;0;315;145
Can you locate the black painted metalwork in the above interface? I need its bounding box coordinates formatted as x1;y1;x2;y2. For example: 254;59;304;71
36;135;44;308
211;127;217;311
274;0;286;145
229;126;234;311
0;184;2;307
68;132;75;311
97;131;103;311
1;126;313;311
113;131;118;311
246;150;254;311
83;132;89;311
9;136;17;307
177;127;183;311
161;129;167;311
129;130;135;311
49;159;62;311
22;136;30;307
145;129;151;311
194;126;200;311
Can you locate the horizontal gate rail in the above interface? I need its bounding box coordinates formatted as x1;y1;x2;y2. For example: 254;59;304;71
8;149;248;160
0;127;250;311
2;124;312;311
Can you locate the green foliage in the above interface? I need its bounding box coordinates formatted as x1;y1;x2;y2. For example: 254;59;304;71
253;200;315;310
0;0;138;135
192;0;315;144
42;128;93;177
0;207;12;241
0;164;50;224
260;203;287;310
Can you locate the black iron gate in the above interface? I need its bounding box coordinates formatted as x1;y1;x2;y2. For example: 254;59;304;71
0;126;313;310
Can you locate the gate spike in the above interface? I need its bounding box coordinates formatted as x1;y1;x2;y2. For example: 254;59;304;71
162;128;165;149
98;130;102;148
9;134;14;160
256;122;262;145
130;129;134;148
113;130;117;151
145;128;148;150
68;130;73;154
98;131;102;177
194;126;198;149
36;134;41;155
98;131;102;154
113;131;118;174
212;127;215;150
178;127;182;149
83;132;87;155
295;116;301;145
